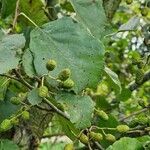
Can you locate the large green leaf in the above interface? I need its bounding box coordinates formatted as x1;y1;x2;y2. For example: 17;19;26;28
19;0;48;26
27;88;42;105
0;139;19;150
30;17;104;93
104;67;122;94
0;77;9;101
22;49;36;77
69;0;108;39
0;34;25;74
106;137;143;150
56;92;95;129
1;0;17;18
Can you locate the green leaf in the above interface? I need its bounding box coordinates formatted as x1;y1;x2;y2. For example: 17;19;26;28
0;77;9;101
104;67;122;94
70;0;108;39
106;137;143;150
1;0;17;18
22;49;36;77
0;139;19;150
119;16;140;31
56;92;95;129
19;0;48;26
0;34;25;74
30;17;104;93
137;135;150;145
117;87;131;101
27;88;42;105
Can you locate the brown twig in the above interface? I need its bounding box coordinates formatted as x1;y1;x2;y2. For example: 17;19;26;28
13;0;20;29
119;106;150;122
13;69;34;89
43;97;70;120
42;133;65;138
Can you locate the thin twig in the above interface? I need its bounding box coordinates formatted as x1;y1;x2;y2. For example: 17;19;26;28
95;142;105;150
0;74;20;82
13;69;34;89
42;133;65;138
13;0;20;29
43;97;70;120
119;106;150;122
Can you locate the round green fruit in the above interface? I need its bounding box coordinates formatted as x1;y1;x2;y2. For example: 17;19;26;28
116;125;130;133
46;59;57;71
22;111;30;120
58;68;71;81
0;119;12;131
10;97;21;105
11;118;19;125
141;7;149;16
135;69;144;84
78;133;89;144
105;134;116;142
126;0;133;5
96;110;109;121
89;132;103;142
38;86;49;98
61;79;75;89
64;143;74;150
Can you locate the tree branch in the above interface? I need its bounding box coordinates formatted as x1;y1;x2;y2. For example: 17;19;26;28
119;106;150;122
128;70;150;91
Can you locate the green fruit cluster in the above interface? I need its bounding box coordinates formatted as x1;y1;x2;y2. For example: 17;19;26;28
58;68;71;81
105;134;116;142
96;110;109;121
64;143;74;150
89;131;103;142
10;97;21;105
135;69;144;84
141;7;149;16
61;79;75;89
116;125;130;133
0;119;12;132
22;111;30;120
46;59;57;71
78;133;89;144
38;86;49;98
125;0;133;5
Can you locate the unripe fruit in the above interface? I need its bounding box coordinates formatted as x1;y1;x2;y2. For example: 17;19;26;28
18;92;27;101
22;111;30;120
138;100;146;108
141;7;149;16
38;86;49;98
105;134;116;142
64;143;74;150
0;119;12;131
135;69;144;84
96;110;109;121
85;88;94;96
61;79;75;89
58;68;71;81
10;97;21;105
11;118;19;125
89;132;103;142
46;59;57;71
78;133;89;144
116;125;130;133
126;0;133;5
